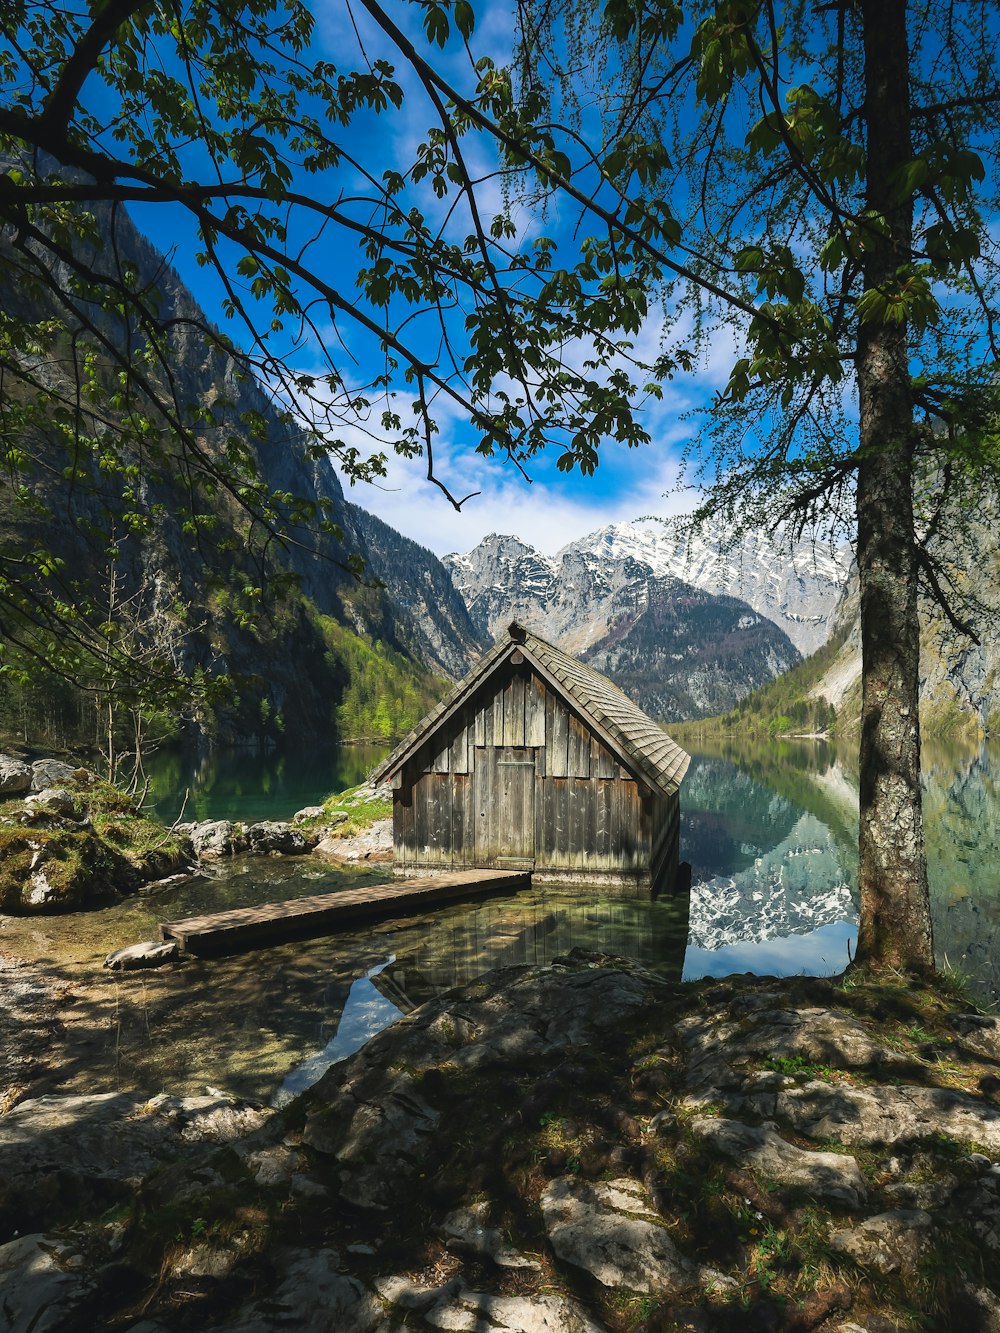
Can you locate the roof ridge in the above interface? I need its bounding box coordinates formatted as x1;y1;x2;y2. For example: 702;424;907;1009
372;623;690;794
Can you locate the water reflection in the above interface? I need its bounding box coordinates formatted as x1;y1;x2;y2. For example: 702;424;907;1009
143;743;391;824
6;737;999;1105
681;751;858;982
275;956;403;1105
682;739;1000;1008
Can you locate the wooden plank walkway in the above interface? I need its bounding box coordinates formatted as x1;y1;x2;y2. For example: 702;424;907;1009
159;869;531;956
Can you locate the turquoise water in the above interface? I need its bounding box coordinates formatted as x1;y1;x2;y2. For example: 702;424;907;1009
142;743;390;823
8;737;997;1104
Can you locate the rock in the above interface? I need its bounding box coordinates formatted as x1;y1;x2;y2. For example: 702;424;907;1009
186;819;243;858
678;1006;900;1094
293;805;326;823
104;940;180;970
0;827;135;913
540;1175;699;1294
690;1118;867;1209
830;1210;933;1276
144;1092;271;1143
953;1280;1000;1333
761;1080;1000;1150
303;1071;441;1210
376;1275;456;1312
0;1234;92;1333
0;1091;271;1240
217;1249;382;1332
439;1201;540;1268
244;820;313;855
949;1014;1000;1061
420;1281;606;1332
0;754;32;795
314;818;392;862
29;759;78;791
23;787;85;820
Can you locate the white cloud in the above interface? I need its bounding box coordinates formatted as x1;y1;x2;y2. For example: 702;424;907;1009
343;438;691;556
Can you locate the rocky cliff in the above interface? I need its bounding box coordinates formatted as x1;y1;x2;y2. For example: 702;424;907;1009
806;501;1000;736
0;201;480;747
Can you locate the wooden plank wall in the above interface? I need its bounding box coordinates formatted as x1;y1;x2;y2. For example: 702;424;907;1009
394;661;680;883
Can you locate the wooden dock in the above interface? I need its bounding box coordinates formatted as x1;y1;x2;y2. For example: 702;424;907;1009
159;869;530;956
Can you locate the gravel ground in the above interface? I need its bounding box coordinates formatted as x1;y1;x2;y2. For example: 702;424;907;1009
0;949;65;1112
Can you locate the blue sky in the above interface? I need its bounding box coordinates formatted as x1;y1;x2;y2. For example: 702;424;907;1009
117;0;744;558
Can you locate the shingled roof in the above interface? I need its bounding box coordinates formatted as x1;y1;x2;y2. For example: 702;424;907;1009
372;622;690;798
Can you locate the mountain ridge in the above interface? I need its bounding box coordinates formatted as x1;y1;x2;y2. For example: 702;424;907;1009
444;529;804;721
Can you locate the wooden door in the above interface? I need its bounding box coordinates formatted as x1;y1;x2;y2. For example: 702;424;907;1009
474;746;536;864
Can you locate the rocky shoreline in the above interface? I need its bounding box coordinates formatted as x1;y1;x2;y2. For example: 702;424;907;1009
3;953;1000;1332
0;751;393;919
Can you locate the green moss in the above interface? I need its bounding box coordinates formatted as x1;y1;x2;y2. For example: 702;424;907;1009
295;780;394;837
0;770;190;912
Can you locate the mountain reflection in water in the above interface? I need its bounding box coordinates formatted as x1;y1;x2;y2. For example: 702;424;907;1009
8;738;998;1106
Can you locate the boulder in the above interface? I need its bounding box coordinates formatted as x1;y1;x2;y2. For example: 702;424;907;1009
691;1117;867;1209
830;1209;934;1276
185;820;244;858
421;1283;605;1332
293;805;326;823
0;1234;93;1333
23;787;86;821
244;820;313;855
314;818;392;863
540;1176;699;1295
0;827;134;913
215;1249;383;1333
0;754;32;796
762;1080;1000;1150
104;940;180;970
29;759;78;791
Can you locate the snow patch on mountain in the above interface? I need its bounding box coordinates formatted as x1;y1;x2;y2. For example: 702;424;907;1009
565;517;851;655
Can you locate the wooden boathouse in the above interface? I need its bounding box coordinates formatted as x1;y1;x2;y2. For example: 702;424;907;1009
371;623;690;891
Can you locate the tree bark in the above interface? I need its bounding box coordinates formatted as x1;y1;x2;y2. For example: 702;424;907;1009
854;0;934;971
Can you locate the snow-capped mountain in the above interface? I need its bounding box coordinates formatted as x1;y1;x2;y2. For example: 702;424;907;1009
567;517;851;656
446;517;850;664
444;529;801;721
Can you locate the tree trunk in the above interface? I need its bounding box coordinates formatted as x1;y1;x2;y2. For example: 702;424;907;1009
854;0;933;971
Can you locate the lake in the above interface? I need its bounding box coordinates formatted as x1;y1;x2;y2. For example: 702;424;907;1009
4;736;997;1105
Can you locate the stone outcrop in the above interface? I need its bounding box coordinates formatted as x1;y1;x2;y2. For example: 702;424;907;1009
8;958;1000;1332
0;760;193;913
179;818;318;859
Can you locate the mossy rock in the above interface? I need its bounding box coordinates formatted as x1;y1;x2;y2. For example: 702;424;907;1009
0;824;138;913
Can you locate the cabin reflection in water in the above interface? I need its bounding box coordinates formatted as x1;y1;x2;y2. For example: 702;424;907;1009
276;885;690;1102
373;887;690;1011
